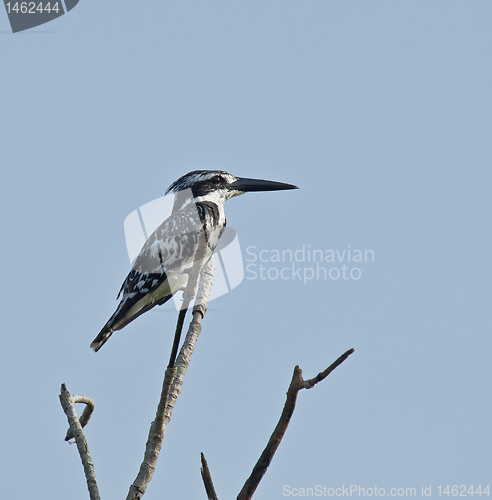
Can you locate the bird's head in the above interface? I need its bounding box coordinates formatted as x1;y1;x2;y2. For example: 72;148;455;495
166;170;298;210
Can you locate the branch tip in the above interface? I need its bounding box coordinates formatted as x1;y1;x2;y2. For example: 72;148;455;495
200;452;219;500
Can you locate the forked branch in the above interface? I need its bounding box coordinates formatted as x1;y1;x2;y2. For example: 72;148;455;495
64;393;95;441
199;348;354;500
236;348;354;500
59;384;100;500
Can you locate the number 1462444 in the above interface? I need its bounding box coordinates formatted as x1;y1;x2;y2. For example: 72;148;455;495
5;2;60;14
437;485;490;497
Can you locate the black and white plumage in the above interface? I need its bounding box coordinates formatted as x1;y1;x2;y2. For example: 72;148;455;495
90;170;297;352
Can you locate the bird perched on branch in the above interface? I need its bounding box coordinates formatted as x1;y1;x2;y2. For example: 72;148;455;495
90;170;298;352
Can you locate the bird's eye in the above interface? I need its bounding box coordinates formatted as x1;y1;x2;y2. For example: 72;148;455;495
212;175;222;184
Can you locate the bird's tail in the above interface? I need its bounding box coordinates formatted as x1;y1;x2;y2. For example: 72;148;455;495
91;290;174;352
90;326;114;352
90;297;129;352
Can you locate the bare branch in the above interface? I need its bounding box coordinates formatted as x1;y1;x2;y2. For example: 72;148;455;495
126;365;177;500
59;384;100;500
237;348;355;500
127;258;216;500
200;453;219;500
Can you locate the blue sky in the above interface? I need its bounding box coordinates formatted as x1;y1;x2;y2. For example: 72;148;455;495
1;1;491;499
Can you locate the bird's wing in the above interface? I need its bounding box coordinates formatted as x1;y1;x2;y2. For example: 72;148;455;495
99;205;205;331
118;203;207;311
91;202;219;352
131;204;206;281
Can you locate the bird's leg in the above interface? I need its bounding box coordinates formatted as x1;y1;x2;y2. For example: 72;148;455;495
167;306;188;368
167;261;204;368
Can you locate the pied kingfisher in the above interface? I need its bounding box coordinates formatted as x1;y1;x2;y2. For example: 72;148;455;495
90;170;298;351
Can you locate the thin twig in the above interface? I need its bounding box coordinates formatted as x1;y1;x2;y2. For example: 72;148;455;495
126;258;216;500
59;384;100;500
304;348;355;388
65;394;95;441
237;348;355;500
200;453;219;500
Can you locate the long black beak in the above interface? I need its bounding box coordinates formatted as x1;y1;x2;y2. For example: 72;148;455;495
229;177;298;192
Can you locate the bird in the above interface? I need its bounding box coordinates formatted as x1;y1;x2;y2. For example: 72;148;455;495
90;170;298;352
